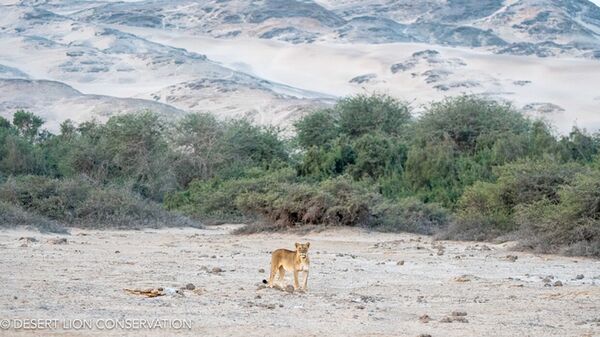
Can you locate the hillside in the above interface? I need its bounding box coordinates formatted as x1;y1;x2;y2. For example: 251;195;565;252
1;0;599;132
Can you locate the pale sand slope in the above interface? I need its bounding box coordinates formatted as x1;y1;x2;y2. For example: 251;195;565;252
0;225;598;337
115;26;600;134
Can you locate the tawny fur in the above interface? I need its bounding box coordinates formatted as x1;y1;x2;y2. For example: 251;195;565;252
263;242;310;290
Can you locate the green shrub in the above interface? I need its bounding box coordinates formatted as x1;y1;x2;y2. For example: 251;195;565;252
12;109;44;141
297;141;356;179
415;96;530;153
370;197;450;234
349;132;397;179
221;119;288;166
0;175;200;229
294;109;339;149
515;171;600;257
443;181;513;240
166;167;296;223
236;175;373;228
336;94;411;137
404;139;461;205
0;201;67;233
443;160;586;241
170;113;225;186
558;127;599;162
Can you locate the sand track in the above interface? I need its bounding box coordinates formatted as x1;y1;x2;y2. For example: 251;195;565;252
0;225;598;336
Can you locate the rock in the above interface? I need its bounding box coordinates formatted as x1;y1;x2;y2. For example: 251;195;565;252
114;250;120;254
211;267;223;273
211;255;216;258
185;283;195;290
542;276;552;283
418;334;432;337
505;255;518;262
419;314;431;323
19;237;37;243
575;274;584;280
397;260;405;266
452;311;467;317
553;280;563;287
258;268;265;273
437;249;444;256
349;73;377;84
285;285;295;293
454;275;472;282
48;238;68;245
441;315;468;323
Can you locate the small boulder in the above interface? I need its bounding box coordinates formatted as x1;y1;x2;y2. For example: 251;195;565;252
48;238;68;245
19;237;37;243
185;283;195;290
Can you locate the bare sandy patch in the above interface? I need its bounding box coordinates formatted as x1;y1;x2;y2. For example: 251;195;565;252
0;225;598;336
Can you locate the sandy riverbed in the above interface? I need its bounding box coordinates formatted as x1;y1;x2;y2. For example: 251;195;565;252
0;225;598;337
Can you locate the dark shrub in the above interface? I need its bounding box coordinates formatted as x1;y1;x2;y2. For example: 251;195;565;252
443;160;586;241
370;197;450;235
0;175;201;229
515;171;600;257
0;201;67;233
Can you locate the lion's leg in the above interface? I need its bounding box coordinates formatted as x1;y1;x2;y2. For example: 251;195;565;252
293;270;300;290
267;263;278;287
278;266;286;287
302;270;309;290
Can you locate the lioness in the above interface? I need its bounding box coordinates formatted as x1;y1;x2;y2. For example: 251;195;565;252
262;242;310;290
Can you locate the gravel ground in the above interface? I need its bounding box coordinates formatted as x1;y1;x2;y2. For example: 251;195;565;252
0;225;598;337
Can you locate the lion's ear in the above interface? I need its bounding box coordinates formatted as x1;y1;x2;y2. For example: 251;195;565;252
306;242;310;248
295;242;300;249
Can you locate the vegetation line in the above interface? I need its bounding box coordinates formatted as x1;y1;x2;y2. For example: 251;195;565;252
1;95;598;257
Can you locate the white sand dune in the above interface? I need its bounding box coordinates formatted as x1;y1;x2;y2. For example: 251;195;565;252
116;26;600;133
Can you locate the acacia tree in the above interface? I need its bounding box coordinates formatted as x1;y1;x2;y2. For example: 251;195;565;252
171;113;225;186
12;110;44;142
